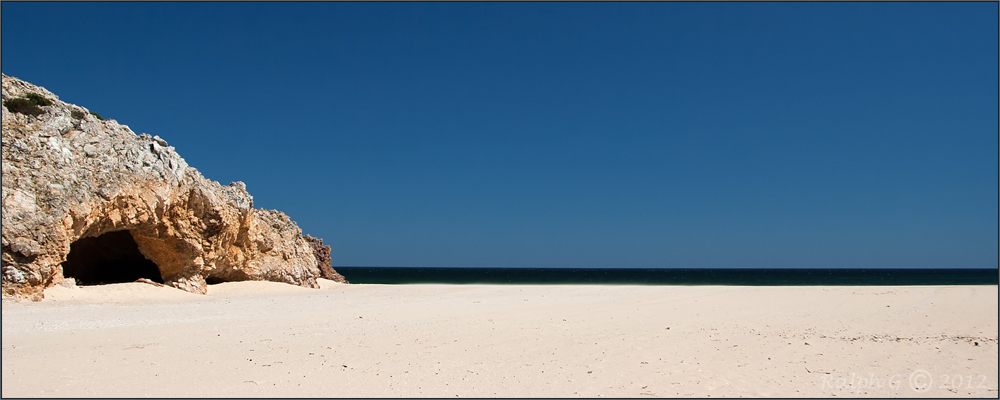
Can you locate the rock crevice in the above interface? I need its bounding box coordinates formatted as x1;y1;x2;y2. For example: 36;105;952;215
2;74;344;299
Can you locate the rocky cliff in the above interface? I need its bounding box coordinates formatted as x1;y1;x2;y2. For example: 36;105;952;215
2;74;346;300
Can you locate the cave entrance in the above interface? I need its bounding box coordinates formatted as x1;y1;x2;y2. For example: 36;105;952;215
62;230;164;285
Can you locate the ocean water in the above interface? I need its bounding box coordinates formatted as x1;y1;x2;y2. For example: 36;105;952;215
333;267;998;286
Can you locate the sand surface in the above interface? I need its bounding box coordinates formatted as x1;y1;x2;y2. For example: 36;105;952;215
2;281;997;398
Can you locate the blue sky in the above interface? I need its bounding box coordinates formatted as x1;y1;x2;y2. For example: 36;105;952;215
3;2;996;269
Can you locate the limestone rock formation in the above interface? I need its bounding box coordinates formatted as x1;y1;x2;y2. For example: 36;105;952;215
304;234;348;283
2;74;345;300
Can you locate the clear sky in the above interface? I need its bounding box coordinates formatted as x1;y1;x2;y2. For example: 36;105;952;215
2;2;997;269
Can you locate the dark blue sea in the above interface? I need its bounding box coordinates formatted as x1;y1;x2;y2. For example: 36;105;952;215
333;267;998;286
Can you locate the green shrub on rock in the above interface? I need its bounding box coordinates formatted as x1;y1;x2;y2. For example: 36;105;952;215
3;92;54;116
24;93;53;107
3;98;45;116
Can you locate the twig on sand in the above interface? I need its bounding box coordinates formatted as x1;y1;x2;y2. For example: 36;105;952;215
135;278;165;287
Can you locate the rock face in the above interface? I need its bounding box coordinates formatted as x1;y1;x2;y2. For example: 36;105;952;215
2;74;345;300
304;234;348;284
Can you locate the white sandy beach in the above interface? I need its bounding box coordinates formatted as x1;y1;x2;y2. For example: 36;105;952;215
2;281;997;398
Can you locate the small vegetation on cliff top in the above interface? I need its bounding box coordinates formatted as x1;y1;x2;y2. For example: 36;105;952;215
89;111;104;120
3;92;53;116
4;98;44;116
24;93;53;107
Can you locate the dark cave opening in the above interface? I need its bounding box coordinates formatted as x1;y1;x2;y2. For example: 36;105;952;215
204;276;226;285
62;230;164;285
